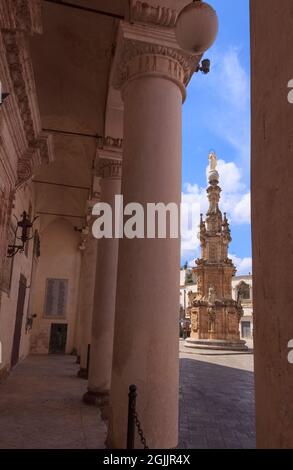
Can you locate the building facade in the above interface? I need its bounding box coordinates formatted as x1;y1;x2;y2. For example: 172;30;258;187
232;275;253;340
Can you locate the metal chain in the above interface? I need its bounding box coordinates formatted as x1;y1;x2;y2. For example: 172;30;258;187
134;412;149;449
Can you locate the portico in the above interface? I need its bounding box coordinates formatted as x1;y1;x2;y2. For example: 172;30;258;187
1;0;293;451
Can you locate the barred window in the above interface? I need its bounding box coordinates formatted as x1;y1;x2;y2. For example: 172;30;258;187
44;278;68;317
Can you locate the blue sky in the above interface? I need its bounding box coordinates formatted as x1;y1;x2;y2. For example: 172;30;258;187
181;0;251;275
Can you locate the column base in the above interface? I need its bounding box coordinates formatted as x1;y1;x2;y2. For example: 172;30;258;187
83;390;110;421
83;389;109;406
77;368;88;379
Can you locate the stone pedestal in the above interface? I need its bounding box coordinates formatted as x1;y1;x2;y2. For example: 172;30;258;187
185;338;247;351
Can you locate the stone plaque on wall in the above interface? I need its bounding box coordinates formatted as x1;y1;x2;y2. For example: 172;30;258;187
44;278;68;317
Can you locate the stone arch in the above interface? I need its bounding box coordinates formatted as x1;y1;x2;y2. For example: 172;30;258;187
237;281;250;301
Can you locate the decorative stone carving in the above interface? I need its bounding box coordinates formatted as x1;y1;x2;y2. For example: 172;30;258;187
129;0;178;28
0;0;42;34
208;306;216;330
208;150;219;183
100;136;123;150
95;136;123;181
191;310;199;333
111;22;202;97
208;150;217;171
0;189;15;291
208;286;216;305
2;30;54;186
99;159;122;180
0;0;51;297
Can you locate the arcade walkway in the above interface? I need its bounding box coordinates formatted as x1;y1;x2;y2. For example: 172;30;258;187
0;355;106;449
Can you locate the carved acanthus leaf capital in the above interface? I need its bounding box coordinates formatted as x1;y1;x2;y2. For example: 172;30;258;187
98;159;122;180
111;22;201;97
95;137;123;179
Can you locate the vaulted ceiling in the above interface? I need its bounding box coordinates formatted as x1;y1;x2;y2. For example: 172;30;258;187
29;0;190;228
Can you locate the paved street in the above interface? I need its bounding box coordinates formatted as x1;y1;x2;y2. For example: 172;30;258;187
179;340;256;449
0;355;106;449
0;349;255;449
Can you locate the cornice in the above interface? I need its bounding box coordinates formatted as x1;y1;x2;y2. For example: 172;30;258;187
1;28;54;187
129;0;178;28
0;0;42;34
98;136;123;151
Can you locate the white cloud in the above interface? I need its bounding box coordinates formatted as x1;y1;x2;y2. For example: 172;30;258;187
229;254;252;276
233;192;251;224
208;159;244;194
218;47;249;111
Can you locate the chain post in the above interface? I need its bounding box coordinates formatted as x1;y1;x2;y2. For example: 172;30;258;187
127;384;137;449
126;384;149;449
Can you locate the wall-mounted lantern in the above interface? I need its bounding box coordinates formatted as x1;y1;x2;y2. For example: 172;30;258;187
25;313;37;333
7;211;38;257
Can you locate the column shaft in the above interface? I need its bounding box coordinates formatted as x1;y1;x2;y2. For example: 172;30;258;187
84;161;121;405
108;75;182;448
77;232;98;378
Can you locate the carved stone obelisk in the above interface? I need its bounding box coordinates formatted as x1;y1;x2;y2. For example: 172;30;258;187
185;152;247;350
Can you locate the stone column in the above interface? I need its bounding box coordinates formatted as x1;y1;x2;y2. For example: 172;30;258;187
77;225;98;378
251;0;293;448
107;22;201;449
83;157;122;404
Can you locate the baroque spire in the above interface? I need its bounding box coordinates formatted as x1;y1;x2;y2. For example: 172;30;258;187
198;152;232;263
186;151;246;351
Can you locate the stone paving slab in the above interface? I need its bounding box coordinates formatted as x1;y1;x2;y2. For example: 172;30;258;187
0;347;256;449
0;355;106;449
179;341;256;449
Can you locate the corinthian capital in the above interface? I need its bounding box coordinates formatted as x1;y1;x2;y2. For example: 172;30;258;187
111;21;202;100
99;159;122;180
94;136;123;179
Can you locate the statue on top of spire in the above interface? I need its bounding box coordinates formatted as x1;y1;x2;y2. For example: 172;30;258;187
208;151;219;183
208;150;217;171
